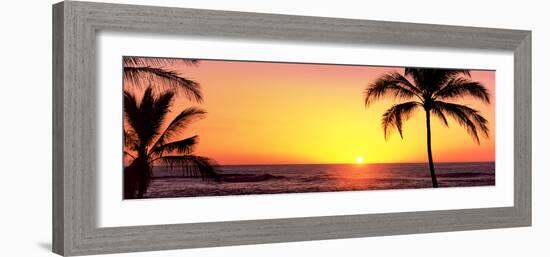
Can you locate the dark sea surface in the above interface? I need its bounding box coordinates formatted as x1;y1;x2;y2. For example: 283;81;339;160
144;162;495;198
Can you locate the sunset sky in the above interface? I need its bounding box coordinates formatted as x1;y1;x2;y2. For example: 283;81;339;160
124;58;495;165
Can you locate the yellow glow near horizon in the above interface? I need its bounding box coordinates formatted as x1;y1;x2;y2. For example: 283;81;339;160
126;59;496;165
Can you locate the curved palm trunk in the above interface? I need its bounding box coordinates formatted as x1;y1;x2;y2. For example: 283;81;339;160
425;110;439;188
135;156;151;199
124;149;152;199
123;162;139;199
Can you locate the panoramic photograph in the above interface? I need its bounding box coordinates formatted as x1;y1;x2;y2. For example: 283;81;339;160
122;56;495;199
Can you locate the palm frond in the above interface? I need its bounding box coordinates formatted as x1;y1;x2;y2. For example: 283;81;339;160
381;101;421;139
151;107;207;150
157;155;220;181
149;135;198;158
433;77;490;103
124;87;175;147
431;106;449;127
404;68;471;93
430;69;471;88
364;72;420;106
124;151;137;160
123;56;199;67
123;129;139;151
151;90;175;137
433;101;489;143
124;66;203;102
403;68;426;90
123;90;141;141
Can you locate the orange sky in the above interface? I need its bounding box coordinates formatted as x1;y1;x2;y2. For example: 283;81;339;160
125;59;495;165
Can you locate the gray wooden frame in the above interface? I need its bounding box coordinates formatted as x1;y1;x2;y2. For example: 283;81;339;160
52;1;531;256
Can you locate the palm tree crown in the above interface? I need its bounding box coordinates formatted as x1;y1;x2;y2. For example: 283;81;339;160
124;86;219;198
365;68;490;143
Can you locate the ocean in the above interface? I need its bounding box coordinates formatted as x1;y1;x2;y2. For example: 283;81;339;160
144;162;495;198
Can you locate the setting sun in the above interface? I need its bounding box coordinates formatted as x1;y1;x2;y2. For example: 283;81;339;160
356;156;365;164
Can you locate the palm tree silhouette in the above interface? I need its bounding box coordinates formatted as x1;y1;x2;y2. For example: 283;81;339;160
364;68;490;188
123;86;219;199
123;56;203;101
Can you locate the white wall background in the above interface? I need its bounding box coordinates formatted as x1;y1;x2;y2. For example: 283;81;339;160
0;0;547;256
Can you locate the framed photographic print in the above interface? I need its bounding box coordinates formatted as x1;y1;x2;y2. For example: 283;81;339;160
52;1;531;256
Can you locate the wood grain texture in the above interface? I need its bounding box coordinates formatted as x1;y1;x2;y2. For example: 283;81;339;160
52;1;532;256
52;2;65;254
